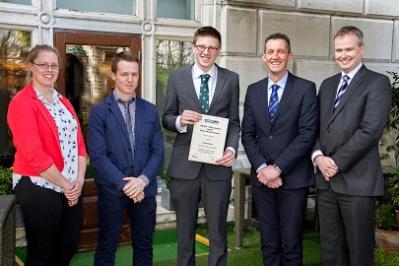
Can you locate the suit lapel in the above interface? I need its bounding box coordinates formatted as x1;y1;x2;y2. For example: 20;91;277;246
325;74;341;123
106;93;131;147
329;66;366;123
183;65;202;112
260;79;271;134
208;65;225;113
134;98;144;148
270;73;294;129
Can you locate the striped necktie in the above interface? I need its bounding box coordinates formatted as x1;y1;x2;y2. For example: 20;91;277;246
333;75;350;111
268;84;280;122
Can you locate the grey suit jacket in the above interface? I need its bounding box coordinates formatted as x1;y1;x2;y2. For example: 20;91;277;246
162;64;240;180
314;65;392;196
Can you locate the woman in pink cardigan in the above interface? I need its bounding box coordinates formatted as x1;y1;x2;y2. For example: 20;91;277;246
7;44;87;266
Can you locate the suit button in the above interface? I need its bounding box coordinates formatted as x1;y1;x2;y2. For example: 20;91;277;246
327;130;330;134
269;136;273;139
128;147;131;151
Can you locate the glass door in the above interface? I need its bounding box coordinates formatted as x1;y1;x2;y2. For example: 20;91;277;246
54;31;141;137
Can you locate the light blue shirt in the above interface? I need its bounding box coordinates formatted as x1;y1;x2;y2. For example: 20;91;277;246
267;71;289;105
256;71;289;173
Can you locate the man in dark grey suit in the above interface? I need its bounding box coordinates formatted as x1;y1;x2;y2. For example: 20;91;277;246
313;26;392;266
162;26;240;266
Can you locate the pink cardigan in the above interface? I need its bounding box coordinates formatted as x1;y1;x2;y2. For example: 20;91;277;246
7;83;87;176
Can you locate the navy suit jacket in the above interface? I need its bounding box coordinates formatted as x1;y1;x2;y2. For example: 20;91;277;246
242;72;318;189
87;92;164;196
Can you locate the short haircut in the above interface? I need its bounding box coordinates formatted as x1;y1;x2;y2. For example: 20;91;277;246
334;26;364;45
192;26;221;46
111;51;140;73
264;32;291;53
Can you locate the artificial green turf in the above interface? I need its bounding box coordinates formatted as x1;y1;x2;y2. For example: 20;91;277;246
16;228;209;265
15;223;399;266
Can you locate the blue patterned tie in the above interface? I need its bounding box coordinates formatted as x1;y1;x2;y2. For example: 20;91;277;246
333;75;350;111
268;84;280;123
199;74;210;113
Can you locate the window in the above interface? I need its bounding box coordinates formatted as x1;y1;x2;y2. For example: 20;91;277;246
157;0;195;20
0;28;31;166
156;39;193;168
56;0;136;16
1;0;31;5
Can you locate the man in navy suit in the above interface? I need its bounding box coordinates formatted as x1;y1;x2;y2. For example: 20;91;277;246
242;33;318;265
87;51;164;266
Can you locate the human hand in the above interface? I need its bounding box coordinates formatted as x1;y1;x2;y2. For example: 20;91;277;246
68;198;79;207
214;149;235;167
123;177;146;198
257;165;280;185
64;179;83;202
267;177;283;189
132;191;145;203
180;110;202;127
315;156;338;181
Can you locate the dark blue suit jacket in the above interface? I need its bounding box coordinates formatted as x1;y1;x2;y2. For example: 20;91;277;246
87;92;164;196
242;72;318;189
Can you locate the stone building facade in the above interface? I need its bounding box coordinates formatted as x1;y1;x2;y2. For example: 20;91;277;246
0;0;398;166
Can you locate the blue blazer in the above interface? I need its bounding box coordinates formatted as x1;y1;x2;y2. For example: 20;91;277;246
242;72;318;189
87;92;164;196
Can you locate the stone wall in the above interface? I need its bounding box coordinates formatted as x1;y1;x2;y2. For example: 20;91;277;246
215;0;399;167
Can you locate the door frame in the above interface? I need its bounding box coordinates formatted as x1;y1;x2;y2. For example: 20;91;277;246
54;30;142;96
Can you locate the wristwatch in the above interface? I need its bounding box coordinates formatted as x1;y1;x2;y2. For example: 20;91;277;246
273;164;282;175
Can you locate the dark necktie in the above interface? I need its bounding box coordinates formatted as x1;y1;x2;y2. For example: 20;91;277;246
199;74;211;113
333;75;350;111
268;84;280;123
120;99;134;160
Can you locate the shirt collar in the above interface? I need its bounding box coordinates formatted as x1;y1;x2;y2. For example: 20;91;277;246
268;71;289;90
192;63;217;79
113;89;135;103
33;87;60;102
341;63;363;81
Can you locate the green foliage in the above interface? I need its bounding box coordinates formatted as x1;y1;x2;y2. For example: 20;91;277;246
375;248;399;266
158;167;171;187
0;166;13;195
386;70;399;163
375;202;396;230
388;167;399;209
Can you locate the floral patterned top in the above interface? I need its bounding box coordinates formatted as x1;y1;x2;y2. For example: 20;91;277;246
13;88;78;193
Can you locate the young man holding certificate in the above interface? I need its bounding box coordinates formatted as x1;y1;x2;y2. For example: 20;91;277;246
162;26;240;266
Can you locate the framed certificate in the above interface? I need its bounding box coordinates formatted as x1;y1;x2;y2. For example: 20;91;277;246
188;114;229;164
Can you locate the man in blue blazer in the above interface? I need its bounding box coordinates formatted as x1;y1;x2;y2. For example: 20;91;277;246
87;51;164;266
242;33;318;265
